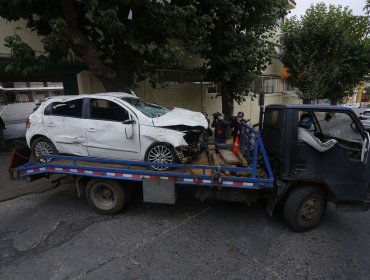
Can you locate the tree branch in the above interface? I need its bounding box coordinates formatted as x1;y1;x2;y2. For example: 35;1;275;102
58;0;116;80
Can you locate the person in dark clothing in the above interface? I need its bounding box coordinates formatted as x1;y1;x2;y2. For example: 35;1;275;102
202;112;213;137
211;112;227;144
230;111;248;143
0;116;5;130
0;116;6;150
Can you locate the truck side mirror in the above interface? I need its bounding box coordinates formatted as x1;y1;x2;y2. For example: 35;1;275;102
361;131;370;164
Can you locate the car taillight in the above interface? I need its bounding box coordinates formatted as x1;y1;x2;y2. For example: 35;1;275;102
26;118;31;128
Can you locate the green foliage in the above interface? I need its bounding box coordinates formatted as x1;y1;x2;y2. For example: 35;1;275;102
0;0;193;88
0;0;285;113
184;0;286;105
281;3;370;103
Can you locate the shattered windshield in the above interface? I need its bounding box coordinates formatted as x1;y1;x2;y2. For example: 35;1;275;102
121;97;171;118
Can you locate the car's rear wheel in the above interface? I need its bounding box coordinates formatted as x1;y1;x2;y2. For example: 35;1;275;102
145;143;177;171
31;136;58;162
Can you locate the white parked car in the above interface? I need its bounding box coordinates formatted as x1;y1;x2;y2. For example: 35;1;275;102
359;109;370;132
26;92;208;170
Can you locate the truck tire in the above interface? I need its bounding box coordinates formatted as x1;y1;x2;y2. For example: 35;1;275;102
283;186;326;232
86;179;130;215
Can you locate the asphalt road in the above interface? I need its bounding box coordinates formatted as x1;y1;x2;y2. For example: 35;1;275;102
1;161;370;279
1;107;370;279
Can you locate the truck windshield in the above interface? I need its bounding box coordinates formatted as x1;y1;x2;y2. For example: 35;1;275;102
121;97;171;118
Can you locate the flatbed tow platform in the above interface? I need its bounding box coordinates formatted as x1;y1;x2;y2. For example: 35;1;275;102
10;123;275;214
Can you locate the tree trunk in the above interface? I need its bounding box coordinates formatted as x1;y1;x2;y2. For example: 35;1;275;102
221;86;234;120
59;0;117;83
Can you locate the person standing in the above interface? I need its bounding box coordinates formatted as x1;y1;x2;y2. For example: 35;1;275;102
211;112;227;144
0;116;6;150
230;111;248;143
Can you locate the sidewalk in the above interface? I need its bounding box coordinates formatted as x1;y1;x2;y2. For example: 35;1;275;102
0;148;56;202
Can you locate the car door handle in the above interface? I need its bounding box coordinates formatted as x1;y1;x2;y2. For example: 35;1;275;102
46;123;56;127
87;128;97;133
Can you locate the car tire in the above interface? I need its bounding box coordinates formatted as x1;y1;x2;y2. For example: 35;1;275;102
86;179;130;215
144;142;178;171
31;136;58;162
283;186;326;232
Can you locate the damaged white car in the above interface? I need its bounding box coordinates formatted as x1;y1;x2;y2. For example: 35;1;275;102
26;92;208;170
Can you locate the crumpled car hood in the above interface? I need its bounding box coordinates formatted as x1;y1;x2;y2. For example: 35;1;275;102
152;108;208;128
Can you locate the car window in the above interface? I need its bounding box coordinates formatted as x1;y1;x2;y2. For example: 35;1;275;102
121;97;170;118
363;111;370;116
90;99;129;122
44;99;83;118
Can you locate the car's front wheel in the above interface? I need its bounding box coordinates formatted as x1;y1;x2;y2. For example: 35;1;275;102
31;136;58;162
145;143;177;171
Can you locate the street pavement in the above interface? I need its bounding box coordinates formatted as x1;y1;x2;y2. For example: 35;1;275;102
1;148;370;279
1;107;370;279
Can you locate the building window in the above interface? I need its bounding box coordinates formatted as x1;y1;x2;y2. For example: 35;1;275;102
253;76;281;93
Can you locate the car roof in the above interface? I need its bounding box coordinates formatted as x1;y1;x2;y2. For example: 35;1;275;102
46;92;137;101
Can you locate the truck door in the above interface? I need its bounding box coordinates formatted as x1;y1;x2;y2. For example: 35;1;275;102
314;111;370;202
291;109;370;204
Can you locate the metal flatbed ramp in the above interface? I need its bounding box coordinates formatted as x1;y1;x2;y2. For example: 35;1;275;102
15;122;274;190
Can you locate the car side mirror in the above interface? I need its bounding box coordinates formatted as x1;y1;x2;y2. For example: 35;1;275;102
123;117;135;139
122;119;135;125
361;131;370;164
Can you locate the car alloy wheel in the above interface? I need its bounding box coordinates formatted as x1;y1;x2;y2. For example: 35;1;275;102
31;137;58;162
147;144;174;171
34;141;54;158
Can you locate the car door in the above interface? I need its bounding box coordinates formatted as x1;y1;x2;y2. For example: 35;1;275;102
44;98;89;156
85;98;140;160
43;102;64;149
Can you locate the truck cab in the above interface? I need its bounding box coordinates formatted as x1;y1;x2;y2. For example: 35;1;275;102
262;105;370;231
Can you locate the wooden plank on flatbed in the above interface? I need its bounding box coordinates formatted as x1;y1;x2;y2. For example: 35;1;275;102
218;150;241;165
236;150;248;167
190;151;212;176
210;151;230;176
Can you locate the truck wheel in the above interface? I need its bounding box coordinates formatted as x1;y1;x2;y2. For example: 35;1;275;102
283;186;326;232
86;179;130;215
31;136;58;162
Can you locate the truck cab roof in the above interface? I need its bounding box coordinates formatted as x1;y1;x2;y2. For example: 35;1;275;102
266;104;355;112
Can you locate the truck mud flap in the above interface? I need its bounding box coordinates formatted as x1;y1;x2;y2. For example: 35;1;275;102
8;147;31;180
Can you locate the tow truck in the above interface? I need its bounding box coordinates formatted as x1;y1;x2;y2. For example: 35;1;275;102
9;105;370;232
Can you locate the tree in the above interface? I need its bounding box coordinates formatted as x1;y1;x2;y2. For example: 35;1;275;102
280;3;370;104
185;0;286;118
0;0;196;90
0;0;285;118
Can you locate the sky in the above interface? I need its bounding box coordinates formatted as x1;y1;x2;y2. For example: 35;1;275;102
288;0;368;18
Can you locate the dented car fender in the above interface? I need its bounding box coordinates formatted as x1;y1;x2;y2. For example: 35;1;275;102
139;125;187;156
